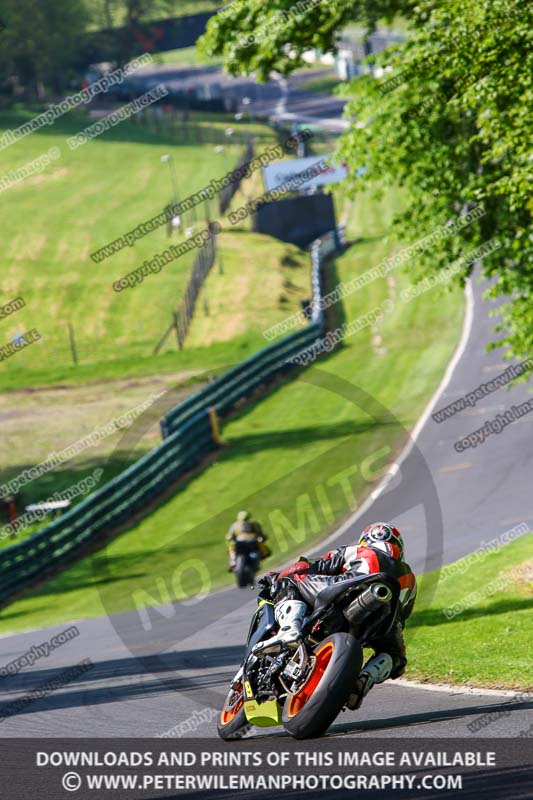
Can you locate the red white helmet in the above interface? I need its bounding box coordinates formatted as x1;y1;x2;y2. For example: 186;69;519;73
358;522;404;560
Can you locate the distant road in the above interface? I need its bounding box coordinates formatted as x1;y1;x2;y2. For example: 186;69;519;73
135;62;348;131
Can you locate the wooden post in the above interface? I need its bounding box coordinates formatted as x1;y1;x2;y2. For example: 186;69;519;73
208;406;221;445
67;321;78;365
173;311;183;350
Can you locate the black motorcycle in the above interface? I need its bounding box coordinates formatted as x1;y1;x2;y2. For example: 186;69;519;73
218;572;401;739
233;539;262;588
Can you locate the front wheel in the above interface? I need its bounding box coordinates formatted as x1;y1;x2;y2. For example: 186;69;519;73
282;632;362;739
217;676;252;740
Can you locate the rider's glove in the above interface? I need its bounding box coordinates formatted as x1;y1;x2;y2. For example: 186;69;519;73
257;573;278;600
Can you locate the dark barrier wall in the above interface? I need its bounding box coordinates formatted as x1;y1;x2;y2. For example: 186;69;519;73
83;12;216;65
253;193;337;249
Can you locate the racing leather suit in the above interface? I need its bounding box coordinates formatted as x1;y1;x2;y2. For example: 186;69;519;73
264;543;417;678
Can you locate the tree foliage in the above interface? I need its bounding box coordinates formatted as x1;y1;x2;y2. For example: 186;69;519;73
0;0;90;95
201;0;532;359
199;0;415;81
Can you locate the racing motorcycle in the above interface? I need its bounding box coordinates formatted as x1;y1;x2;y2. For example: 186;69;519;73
218;572;401;739
233;539;262;588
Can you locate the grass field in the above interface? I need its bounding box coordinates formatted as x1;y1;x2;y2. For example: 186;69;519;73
0;186;466;642
0;229;310;526
407;535;533;689
0;109;282;390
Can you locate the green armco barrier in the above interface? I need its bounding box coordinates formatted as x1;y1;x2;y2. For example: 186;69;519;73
0;233;338;606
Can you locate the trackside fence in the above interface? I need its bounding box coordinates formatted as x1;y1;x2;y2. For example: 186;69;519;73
154;226;218;353
219;139;254;214
0;231;342;607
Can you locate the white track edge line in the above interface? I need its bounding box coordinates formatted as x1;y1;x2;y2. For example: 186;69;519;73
394;677;529;699
312;278;474;553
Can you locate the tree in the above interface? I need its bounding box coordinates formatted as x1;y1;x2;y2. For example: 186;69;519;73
200;0;532;360
0;0;91;97
199;0;414;81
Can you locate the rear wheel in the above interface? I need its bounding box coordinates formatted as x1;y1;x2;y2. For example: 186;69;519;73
282;632;362;739
217;678;251;740
235;555;250;588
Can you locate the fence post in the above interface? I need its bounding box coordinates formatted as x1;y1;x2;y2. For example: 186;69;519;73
67;321;78;365
208;407;221;445
173;312;183;350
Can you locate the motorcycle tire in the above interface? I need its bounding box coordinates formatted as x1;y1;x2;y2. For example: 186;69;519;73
282;632;362;739
217;677;251;740
235;555;249;588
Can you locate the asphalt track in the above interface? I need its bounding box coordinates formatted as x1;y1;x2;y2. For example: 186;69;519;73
136;62;348;131
0;258;531;740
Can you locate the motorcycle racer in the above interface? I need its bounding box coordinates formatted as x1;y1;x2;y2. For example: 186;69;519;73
226;510;270;571
254;522;416;708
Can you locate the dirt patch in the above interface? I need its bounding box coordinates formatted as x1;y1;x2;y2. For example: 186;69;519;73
508;559;533;590
0;369;206;479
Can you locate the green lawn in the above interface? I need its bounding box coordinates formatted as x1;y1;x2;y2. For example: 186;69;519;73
407;535;533;689
0;186;466;637
0;109;278;390
299;74;345;96
151;45;221;67
0;231;311;527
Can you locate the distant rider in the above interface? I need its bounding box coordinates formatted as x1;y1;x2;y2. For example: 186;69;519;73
255;522;416;708
226;510;270;571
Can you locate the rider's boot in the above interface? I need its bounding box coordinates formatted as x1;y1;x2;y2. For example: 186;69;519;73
252;600;307;654
346;652;393;710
